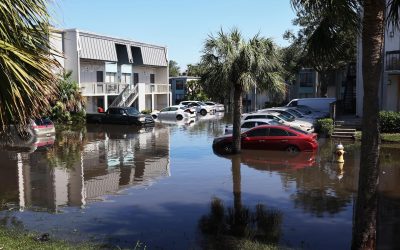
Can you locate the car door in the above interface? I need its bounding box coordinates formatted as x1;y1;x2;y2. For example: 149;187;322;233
241;127;269;150
106;108;120;124
169;107;179;118
158;107;170;119
266;128;291;150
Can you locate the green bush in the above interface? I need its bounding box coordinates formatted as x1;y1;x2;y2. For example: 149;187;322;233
315;118;334;137
141;109;152;114
379;111;400;133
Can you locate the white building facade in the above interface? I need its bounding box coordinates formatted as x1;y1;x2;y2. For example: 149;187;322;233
356;4;400;117
56;29;171;113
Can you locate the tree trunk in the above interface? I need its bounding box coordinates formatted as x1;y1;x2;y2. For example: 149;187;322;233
232;84;243;154
351;1;385;249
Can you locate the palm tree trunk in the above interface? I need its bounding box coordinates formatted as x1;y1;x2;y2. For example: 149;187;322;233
351;1;385;249
232;83;243;153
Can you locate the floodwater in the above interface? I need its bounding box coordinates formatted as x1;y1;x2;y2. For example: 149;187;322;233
0;113;399;249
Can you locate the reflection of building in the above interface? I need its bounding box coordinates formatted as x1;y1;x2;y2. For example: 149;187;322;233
0;127;170;211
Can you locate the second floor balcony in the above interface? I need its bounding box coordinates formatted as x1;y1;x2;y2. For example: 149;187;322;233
80;82;170;96
386;50;400;71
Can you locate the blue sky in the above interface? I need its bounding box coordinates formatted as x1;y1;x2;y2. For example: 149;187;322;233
54;0;297;71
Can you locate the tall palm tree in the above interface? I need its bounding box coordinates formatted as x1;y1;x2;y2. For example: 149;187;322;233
201;29;285;153
0;0;60;132
291;0;400;249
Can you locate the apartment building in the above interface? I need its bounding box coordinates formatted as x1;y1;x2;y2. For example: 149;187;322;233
55;29;171;113
169;76;201;104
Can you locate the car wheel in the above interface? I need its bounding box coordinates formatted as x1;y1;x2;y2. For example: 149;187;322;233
286;145;300;154
200;109;207;116
176;114;183;120
152;114;158;119
223;143;233;154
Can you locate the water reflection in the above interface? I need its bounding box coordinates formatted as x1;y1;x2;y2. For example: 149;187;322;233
0;125;170;212
0;115;400;249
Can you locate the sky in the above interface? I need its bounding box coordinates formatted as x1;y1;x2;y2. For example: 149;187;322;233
53;0;297;71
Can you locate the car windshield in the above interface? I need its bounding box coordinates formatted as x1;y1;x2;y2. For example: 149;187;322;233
289;109;304;117
205;102;214;105
278;114;292;122
197;102;206;106
285;109;302;118
34;118;53;126
126;108;140;115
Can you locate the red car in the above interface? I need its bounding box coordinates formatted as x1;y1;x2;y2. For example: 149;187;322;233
212;125;318;154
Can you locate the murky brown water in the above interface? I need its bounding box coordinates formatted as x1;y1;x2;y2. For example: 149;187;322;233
0;113;399;249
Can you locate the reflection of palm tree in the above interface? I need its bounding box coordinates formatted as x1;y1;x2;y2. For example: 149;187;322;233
199;155;283;249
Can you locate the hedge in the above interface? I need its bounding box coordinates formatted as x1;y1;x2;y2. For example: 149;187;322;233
315;118;334;137
379;111;400;133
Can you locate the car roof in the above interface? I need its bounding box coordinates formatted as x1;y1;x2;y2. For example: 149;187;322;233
242;118;275;123
251;111;281;116
245;124;302;134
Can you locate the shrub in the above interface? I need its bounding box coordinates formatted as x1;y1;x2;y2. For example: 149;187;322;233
315;118;334;137
379;111;400;133
141;109;152;114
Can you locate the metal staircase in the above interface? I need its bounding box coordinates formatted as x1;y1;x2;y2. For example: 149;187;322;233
109;84;139;108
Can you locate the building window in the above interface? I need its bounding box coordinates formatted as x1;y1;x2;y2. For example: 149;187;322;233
299;71;314;87
133;73;139;84
176;80;184;90
105;72;116;83
121;73;131;84
96;71;103;82
150;74;155;83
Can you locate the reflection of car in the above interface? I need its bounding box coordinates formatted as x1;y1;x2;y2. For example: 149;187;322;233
213;125;318;154
242;112;314;132
179;101;215;115
224;119;281;134
152;105;196;120
1;135;55;153
156;117;195;127
214;149;317;171
204;101;225;112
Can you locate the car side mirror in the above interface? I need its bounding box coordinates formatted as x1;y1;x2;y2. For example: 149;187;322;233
241;133;248;138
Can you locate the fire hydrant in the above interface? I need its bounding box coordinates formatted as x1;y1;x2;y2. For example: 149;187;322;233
334;143;345;163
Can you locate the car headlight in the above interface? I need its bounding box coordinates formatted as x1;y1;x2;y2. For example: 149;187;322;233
139;117;145;121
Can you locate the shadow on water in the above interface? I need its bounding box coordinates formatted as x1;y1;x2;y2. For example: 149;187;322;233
198;154;283;250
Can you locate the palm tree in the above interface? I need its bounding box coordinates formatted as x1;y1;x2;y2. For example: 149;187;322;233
291;0;400;249
0;0;60;132
200;29;285;153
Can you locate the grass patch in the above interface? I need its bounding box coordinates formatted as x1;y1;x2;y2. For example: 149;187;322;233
0;227;95;250
355;131;400;143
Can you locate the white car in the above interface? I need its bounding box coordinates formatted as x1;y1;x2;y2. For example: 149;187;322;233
152;105;196;120
224;118;281;134
258;107;315;124
241;111;314;132
179;101;215;115
204;101;225;112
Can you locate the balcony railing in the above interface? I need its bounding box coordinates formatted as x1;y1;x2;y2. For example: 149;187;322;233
80;82;129;96
386;50;400;71
80;82;171;96
145;84;171;94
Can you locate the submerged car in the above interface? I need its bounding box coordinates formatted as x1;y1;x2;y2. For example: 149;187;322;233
224;118;281;134
241;111;314;132
204;101;225;112
152;105;196;120
213;125;318;154
179;101;215;115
